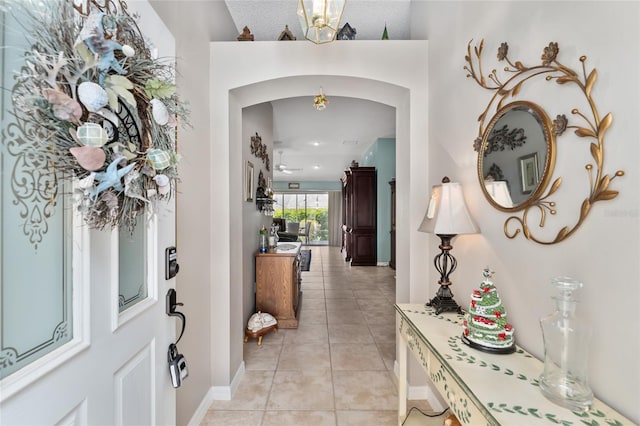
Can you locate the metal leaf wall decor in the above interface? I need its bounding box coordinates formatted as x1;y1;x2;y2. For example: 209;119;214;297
250;132;271;171
465;40;624;244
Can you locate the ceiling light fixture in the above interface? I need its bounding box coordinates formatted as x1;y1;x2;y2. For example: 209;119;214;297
297;0;346;44
313;87;328;110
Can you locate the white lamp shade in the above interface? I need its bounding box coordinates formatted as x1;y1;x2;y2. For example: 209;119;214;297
297;0;346;44
418;181;480;235
484;180;513;208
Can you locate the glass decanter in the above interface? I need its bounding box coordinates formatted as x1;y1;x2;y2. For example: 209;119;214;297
539;277;593;412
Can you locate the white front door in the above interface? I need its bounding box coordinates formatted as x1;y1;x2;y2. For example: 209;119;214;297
0;2;178;424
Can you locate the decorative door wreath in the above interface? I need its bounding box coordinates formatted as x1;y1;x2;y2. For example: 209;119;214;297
3;0;189;243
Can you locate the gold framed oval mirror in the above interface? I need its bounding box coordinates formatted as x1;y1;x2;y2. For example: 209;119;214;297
465;40;624;244
478;101;556;212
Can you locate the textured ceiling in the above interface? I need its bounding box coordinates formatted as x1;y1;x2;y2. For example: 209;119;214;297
224;0;411;42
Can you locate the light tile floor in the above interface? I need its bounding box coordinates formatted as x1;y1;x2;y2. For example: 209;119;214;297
201;246;445;426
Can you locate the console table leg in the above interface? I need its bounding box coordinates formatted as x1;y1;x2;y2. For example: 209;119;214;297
398;337;407;426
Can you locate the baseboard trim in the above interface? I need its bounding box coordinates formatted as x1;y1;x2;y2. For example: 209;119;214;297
408;386;447;411
187;361;245;426
377;261;390;267
393;360;447;412
213;361;245;400
187;387;215;426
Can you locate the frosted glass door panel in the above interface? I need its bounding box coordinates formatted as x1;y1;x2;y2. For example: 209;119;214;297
0;188;73;380
1;9;73;380
119;216;148;312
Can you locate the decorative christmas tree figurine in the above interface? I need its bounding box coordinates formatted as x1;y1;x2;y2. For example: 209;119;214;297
462;268;515;354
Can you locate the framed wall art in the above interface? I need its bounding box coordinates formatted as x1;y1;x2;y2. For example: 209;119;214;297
519;153;539;194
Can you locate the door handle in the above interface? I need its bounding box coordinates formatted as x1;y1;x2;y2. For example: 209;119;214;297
166;289;188;388
166;289;185;344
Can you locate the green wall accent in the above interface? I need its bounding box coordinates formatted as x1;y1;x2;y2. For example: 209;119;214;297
361;138;396;264
274;137;395;265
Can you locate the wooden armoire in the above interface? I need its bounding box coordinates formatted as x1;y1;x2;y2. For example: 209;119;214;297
389;179;396;270
341;166;377;266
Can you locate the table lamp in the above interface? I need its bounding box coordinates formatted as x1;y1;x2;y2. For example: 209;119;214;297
418;177;479;314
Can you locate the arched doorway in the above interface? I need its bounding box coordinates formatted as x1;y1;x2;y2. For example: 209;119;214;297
210;41;430;392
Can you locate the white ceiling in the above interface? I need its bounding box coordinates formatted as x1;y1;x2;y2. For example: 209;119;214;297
271;96;395;181
224;0;410;182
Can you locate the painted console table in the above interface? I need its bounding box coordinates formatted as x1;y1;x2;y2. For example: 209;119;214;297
395;304;632;426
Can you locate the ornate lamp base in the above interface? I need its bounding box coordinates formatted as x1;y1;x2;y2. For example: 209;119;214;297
426;285;463;315
425;233;464;315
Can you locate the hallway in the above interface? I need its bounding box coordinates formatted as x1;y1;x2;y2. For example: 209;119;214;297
200;246;435;425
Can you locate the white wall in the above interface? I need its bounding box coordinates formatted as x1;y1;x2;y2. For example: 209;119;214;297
242;103;274;327
416;1;639;421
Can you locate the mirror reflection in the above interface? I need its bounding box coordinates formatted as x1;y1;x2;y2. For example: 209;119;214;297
478;101;554;210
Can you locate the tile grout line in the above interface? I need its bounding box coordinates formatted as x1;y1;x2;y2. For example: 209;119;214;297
320;249;341;425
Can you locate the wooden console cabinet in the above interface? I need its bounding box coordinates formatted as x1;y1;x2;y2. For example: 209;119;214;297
395;304;631;425
255;242;302;328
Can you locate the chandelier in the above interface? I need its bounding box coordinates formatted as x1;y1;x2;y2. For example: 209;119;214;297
297;0;346;44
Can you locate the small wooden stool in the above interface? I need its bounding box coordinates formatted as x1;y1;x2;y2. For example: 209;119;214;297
244;324;278;346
